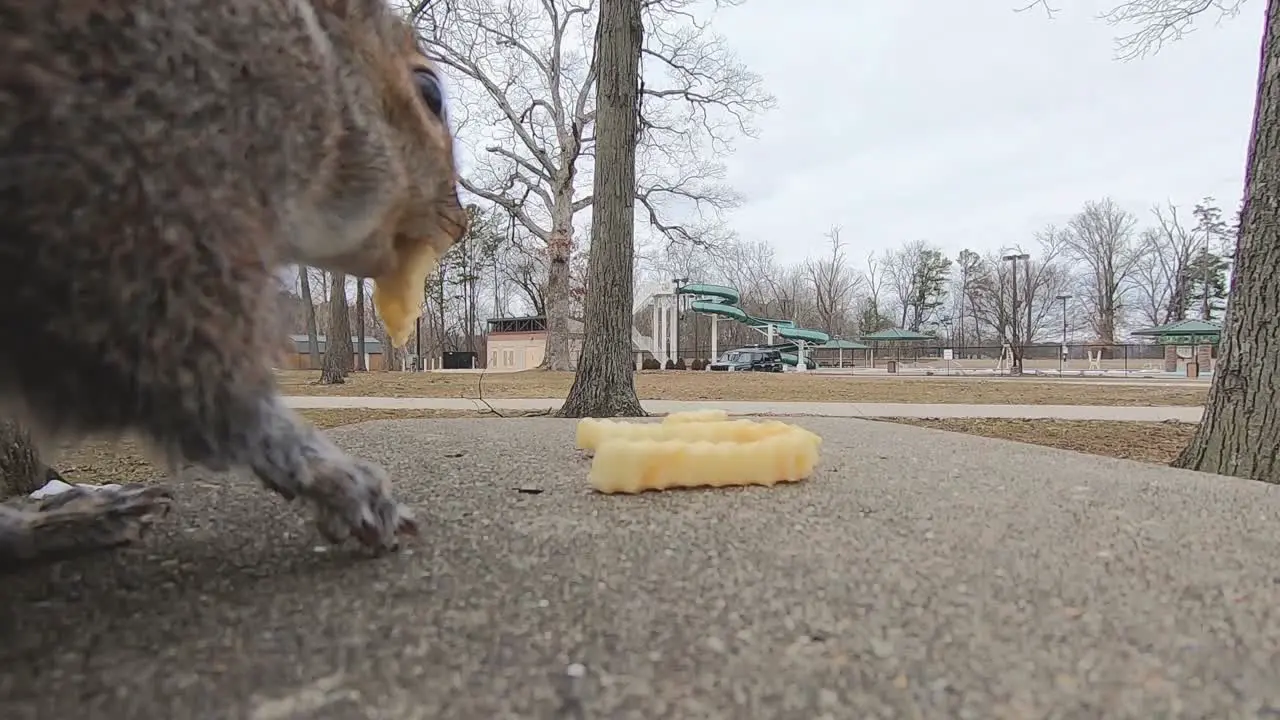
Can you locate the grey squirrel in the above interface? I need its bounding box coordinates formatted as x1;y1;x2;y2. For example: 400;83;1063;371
0;0;467;566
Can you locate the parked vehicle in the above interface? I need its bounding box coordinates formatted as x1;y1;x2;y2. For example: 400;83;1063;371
708;346;784;372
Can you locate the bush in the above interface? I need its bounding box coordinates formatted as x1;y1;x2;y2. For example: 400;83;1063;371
690;359;705;371
664;359;675;370
674;358;687;370
641;357;661;370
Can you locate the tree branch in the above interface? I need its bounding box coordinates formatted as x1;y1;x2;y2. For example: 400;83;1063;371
459;178;551;243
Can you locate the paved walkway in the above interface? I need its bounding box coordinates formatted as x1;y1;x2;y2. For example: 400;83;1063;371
4;417;1275;717
282;395;1205;422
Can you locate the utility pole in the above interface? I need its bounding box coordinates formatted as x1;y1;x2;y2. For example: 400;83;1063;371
1002;253;1030;374
672;277;689;366
1055;293;1072;375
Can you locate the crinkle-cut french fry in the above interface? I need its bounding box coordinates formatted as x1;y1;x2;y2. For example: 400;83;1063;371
588;427;822;494
662;409;729;424
373;246;440;349
575;417;805;454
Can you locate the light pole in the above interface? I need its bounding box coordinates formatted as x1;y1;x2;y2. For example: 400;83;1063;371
1001;253;1030;374
940;317;953;375
672;277;689;366
1055;294;1072;375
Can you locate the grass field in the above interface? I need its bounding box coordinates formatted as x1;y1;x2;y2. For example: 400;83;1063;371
879;418;1197;465
42;409;1197;491
274;370;1208;406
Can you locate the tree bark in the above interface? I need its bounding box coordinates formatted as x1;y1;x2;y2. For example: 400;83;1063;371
377;322;402;371
556;0;645;418
0;419;44;499
299;266;322;370
320;271;354;384
540;212;576;371
1174;0;1280;483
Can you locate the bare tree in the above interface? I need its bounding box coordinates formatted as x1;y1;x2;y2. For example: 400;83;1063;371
764;264;817;328
559;0;645;417
806;226;863;336
319;273;353;384
496;227;550;316
703;238;780;346
416;0;772;370
885;239;952;331
968;251;1028;351
297;266;322;370
1060;197;1140;343
951;249;987;346
1019;227;1074;344
963;234;1072;356
859;251;893;333
377;322;405;371
1015;0;1249;60
1128;202;1200;326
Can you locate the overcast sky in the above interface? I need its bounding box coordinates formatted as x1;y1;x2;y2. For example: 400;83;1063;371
706;0;1263;266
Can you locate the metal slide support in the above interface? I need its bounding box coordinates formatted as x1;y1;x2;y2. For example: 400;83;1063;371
710;314;718;363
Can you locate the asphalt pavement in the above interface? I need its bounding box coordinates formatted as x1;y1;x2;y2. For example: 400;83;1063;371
1;416;1278;719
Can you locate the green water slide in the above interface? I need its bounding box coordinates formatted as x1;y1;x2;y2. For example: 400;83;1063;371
676;283;829;368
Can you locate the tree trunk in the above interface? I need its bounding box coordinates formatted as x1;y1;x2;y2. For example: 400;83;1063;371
0;419;44;499
377;323;403;371
320;272;354;384
435;268;447;369
299;266;322;370
541;219;575;371
355;277;367;371
556;0;645;418
1174;0;1280;483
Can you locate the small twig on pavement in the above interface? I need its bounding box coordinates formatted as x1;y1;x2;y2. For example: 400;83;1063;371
475;367;507;418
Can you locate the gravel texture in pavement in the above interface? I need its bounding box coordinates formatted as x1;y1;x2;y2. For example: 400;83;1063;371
2;416;1278;719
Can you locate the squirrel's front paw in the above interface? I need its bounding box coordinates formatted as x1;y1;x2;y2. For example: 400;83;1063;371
309;457;418;552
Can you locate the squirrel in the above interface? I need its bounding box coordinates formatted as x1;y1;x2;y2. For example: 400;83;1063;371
0;0;467;566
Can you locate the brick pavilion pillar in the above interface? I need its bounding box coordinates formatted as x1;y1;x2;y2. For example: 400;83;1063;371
1196;344;1213;372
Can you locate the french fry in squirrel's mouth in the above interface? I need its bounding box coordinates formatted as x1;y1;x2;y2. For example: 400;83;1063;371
575;414;822;494
373;244;439;349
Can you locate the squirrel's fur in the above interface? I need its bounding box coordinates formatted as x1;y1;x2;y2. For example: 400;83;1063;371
0;0;467;566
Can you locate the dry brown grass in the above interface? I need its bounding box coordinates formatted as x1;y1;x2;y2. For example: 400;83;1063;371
879;418;1198;465
41;408;1201;492
274;369;1208;406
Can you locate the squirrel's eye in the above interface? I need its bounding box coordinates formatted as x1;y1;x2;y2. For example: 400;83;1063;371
413;69;444;118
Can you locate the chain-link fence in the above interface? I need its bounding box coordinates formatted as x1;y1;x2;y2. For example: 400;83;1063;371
644;342;1217;377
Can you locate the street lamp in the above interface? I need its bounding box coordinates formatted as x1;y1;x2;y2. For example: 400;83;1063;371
672;277;689;366
939;316;953;375
1055;294;1072;375
1001;253;1030;374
